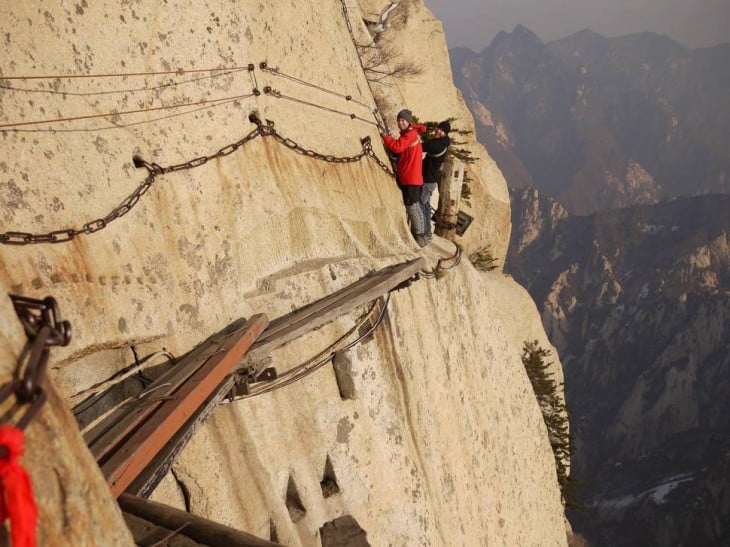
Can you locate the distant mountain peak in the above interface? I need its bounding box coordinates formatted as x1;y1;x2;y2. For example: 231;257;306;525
490;24;544;50
513;24;540;39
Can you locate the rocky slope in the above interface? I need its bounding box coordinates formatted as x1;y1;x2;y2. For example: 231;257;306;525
451;26;730;214
506;188;730;546
0;1;567;545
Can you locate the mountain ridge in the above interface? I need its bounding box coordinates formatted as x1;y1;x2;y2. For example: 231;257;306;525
506;187;730;546
451;25;730;214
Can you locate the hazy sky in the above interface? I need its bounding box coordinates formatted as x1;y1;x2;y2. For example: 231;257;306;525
423;0;730;51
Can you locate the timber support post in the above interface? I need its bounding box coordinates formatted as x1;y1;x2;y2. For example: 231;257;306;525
434;156;464;240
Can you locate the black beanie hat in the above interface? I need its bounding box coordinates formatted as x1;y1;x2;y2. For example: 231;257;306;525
397;109;413;124
437;120;451;134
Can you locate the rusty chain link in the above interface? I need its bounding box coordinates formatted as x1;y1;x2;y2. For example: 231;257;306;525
1;117;394;245
0;295;71;433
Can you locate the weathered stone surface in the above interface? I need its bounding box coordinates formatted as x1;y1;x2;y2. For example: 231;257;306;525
320;515;369;547
0;1;566;546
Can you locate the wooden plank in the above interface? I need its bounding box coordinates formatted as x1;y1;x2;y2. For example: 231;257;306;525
84;321;249;459
101;314;268;497
242;258;425;375
254;259;422;344
125;374;237;498
120;494;282;547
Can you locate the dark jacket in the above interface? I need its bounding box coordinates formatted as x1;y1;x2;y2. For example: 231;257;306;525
382;126;424;186
421;135;450;184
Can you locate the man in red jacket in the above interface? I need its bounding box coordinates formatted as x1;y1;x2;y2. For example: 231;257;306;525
381;109;427;247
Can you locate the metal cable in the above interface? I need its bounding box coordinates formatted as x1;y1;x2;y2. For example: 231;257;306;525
69;350;176;405
262;87;377;126
0;68;246;97
223;293;390;402
0;65;255;80
260;62;372;110
1;97;244;133
0;92;256;130
420;242;463;278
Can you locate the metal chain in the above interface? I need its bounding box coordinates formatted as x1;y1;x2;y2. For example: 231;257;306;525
152;125;263;174
253;116;366;164
0;295;71;432
361;137;395;177
1;117;395;245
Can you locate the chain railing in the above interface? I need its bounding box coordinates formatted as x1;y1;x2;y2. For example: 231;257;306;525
0;296;71;438
1;116;394;245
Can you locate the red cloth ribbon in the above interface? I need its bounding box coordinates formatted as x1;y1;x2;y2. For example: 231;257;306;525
0;425;37;547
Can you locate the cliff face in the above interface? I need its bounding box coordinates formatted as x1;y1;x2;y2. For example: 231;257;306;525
506;188;730;546
0;1;566;545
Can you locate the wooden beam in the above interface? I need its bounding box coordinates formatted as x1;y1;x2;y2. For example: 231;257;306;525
125;375;236;498
101;314;268;497
241;258;425;377
120;494;282;547
84;320;252;460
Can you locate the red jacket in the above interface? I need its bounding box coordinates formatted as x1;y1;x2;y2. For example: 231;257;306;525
382;126;424;186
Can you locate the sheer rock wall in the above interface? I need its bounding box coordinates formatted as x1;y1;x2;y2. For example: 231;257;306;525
0;1;565;545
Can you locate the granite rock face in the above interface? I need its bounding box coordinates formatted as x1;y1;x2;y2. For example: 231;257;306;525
0;2;566;545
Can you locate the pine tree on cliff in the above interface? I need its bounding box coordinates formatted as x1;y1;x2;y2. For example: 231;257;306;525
522;340;580;509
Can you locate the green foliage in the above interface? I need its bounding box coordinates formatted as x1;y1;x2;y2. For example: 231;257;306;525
469;246;499;272
521;341;581;509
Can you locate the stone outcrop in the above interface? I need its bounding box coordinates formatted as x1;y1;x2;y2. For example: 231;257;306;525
0;1;566;545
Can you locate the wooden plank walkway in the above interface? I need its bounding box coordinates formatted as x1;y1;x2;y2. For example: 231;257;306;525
82;257;425;500
239;257;426;380
89;315;268;497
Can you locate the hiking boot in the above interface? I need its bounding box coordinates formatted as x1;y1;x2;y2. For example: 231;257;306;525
415;235;428;247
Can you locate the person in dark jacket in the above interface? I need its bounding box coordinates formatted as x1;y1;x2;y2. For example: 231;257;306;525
381;109;427;247
420;120;450;241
